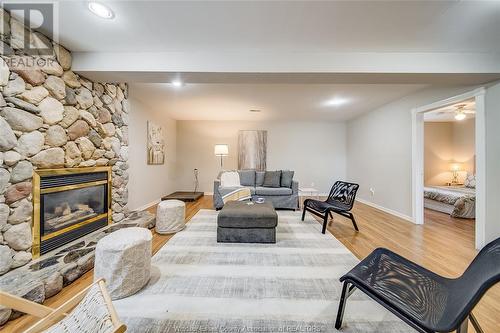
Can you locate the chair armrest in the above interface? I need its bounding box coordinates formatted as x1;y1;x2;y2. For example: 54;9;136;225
292;180;299;194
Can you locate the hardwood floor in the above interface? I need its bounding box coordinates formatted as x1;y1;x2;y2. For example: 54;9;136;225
3;196;499;332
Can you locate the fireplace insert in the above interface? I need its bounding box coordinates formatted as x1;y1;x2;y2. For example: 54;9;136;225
32;167;112;258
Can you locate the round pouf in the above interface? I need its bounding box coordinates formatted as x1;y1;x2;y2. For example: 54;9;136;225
156;200;186;234
94;227;152;300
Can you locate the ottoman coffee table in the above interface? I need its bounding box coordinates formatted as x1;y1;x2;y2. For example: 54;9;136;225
217;201;278;243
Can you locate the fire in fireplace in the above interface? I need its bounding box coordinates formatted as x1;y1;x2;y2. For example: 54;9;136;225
32;167;112;258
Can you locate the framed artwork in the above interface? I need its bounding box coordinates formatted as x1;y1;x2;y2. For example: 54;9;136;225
147;121;165;165
238;130;267;171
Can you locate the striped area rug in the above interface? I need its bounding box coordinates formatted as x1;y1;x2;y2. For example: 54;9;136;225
114;209;413;333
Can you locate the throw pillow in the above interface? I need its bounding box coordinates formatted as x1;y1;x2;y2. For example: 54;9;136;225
238;170;256;186
464;173;476;188
263;170;281;188
256;171;265;186
220;171;241;187
281;170;294;188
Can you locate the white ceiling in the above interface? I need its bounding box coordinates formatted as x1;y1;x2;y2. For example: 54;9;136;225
56;1;500;53
425;100;476;122
131;83;426;121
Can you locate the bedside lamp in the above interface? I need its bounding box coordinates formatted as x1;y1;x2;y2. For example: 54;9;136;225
450;163;461;184
214;144;229;169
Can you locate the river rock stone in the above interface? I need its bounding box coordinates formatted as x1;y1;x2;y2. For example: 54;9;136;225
16;131;44;157
64;141;81;159
5;182;31;204
0;169;9;194
93;96;103;108
0;117;17;151
0;58;9;86
94;83;104;96
99;122;115;137
54;44;72;70
105;84;117;98
67;120;90;140
0;203;9;227
97;108;111;123
76;88;93;109
111;111;124;127
3;77;25;96
79;159;96;167
91;149;105;159
43;76;66;100
1;107;43;132
101;94;113;105
62;71;81;88
39;97;64;125
44;272;63;298
88;129;103;148
7;199;32;224
60;106;79;128
45;125;67;147
14;69;45;86
11;251;32;268
3;222;31;250
76;137;95;159
79;110;96;127
3;151;21;166
0;94;5;107
20;86;49;105
41;60;63;76
122;99;130;113
119;146;128;160
64;86;77;105
9;161;33;183
95;158;109;166
31;148;64;168
103;137;120;154
5;97;40;114
0;245;12;275
116;87;125;102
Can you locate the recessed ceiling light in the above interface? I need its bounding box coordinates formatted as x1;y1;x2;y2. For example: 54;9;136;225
249;109;261;113
88;2;115;19
325;97;349;107
171;80;183;87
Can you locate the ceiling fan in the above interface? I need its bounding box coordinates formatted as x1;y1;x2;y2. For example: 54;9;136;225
434;103;475;121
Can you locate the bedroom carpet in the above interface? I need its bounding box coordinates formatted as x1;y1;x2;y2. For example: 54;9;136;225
113;209;414;333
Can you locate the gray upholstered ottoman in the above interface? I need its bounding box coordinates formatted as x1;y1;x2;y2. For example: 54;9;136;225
217;201;278;243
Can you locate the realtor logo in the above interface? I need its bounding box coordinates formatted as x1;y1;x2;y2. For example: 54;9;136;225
1;2;56;56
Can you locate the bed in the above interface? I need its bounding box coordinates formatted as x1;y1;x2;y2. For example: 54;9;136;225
424;183;475;219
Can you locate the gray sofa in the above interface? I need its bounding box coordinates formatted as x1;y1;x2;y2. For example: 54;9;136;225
213;170;299;210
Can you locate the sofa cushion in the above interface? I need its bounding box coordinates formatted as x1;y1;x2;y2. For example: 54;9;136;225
263;170;281;188
280;170;294;188
238;170;256;186
255;186;292;196
256;171;265;186
219;186;256;196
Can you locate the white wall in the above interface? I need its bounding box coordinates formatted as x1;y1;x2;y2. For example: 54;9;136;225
176;121;346;194
346;86;477;218
484;81;500;244
128;96;177;210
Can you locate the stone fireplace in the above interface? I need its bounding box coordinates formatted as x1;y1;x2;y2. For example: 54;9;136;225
32;167;112;258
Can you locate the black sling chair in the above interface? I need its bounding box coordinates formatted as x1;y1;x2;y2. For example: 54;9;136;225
301;181;359;234
336;237;500;333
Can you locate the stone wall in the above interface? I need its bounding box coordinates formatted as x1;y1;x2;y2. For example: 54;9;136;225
0;9;129;275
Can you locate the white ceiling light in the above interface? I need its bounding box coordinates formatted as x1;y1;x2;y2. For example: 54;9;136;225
325;97;349;107
454;111;466;121
171;80;183;87
88;2;115;19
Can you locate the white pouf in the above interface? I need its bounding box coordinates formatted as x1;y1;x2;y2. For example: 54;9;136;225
156;199;186;234
94;227;152;300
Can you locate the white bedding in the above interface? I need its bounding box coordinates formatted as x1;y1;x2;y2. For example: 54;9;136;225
424;185;475;219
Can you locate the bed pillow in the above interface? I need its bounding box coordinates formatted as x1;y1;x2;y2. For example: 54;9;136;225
464;174;476;188
263;171;282;188
220;171;241;187
280;170;294;188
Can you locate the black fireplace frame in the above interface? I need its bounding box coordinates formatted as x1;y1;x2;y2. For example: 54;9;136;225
32;167;112;258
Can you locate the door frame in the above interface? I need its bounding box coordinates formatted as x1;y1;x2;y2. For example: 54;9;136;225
411;87;486;249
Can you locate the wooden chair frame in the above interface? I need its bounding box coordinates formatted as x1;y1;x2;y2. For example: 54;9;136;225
0;279;126;333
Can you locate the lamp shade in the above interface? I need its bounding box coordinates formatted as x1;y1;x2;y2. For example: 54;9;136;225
450;163;462;172
214;144;229;156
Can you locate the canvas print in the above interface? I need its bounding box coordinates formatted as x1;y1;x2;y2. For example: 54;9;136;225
238;130;267;171
147;121;165;165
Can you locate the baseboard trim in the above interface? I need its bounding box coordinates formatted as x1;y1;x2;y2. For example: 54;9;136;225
356;198;414;223
135;199;161;212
